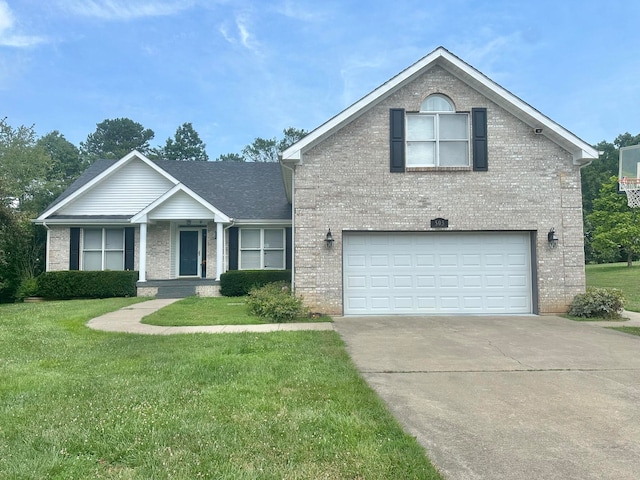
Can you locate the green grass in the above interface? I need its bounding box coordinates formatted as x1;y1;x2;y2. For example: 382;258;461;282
586;262;640;312
0;299;442;479
609;326;640;336
141;296;332;326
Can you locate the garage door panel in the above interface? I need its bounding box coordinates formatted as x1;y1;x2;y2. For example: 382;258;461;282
393;276;413;288
393;255;412;267
416;254;435;266
370;255;388;266
439;275;459;288
370;276;389;288
345;254;366;267
371;297;390;309
343;232;532;315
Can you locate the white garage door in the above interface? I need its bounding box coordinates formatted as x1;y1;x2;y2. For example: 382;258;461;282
343;232;532;315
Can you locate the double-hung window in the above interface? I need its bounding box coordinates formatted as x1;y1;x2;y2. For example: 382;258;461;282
239;228;285;270
82;228;124;270
406;94;469;167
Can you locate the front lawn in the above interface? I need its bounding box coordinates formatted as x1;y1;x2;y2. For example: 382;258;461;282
0;299;441;479
586;262;640;312
141;296;331;326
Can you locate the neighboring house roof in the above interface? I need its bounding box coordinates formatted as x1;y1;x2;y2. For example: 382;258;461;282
37;152;291;223
281;46;599;166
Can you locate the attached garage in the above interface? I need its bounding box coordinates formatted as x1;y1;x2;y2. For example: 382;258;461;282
343;231;534;315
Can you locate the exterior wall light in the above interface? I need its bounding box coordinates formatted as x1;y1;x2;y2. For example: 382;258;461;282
325;228;334;248
547;228;559;248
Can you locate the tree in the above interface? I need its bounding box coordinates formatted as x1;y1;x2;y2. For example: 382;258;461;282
0;118;50;301
581;132;640;262
157;122;209;161
587;176;640;266
0;117;52;211
216;153;245;162
243;127;308;162
217;127;308;162
37;131;84;186
80;118;154;162
582;133;640;213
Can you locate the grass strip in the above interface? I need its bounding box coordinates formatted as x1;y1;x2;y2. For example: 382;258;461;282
141;296;331;326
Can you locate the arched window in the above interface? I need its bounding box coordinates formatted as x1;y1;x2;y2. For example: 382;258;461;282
406;94;469;167
421;94;455;112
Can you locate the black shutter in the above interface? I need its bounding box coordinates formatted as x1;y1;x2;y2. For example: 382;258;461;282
285;227;292;270
228;227;239;270
472;108;488;171
69;227;80;270
390;108;405;172
124;227;135;270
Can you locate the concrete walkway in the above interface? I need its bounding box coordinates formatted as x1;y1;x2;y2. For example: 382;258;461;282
87;298;334;334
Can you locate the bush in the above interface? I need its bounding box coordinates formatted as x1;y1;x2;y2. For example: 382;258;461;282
220;270;291;297
16;276;39;301
36;271;138;299
246;281;308;323
568;287;625;319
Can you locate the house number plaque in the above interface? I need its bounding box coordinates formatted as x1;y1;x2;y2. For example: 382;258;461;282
430;218;449;228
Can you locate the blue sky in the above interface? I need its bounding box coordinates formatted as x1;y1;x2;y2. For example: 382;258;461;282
1;0;639;158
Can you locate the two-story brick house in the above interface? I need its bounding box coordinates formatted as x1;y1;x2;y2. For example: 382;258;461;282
36;47;598;315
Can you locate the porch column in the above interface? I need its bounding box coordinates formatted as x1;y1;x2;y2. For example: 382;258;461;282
216;222;224;280
139;222;147;282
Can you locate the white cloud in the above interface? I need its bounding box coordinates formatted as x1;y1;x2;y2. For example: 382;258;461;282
58;0;193;21
0;1;46;47
219;12;262;55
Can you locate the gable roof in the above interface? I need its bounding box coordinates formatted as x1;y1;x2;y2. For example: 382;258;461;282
281;46;599;165
37;151;291;223
153;160;291;220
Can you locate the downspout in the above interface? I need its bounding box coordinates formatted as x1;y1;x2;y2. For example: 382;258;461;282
280;160;295;290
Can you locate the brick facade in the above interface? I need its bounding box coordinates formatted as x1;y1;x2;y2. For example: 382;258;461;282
292;66;586;315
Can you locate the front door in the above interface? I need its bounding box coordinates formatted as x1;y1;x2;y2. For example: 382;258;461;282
179;230;200;276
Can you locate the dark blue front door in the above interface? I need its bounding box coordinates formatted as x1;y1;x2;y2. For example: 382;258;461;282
179;230;199;276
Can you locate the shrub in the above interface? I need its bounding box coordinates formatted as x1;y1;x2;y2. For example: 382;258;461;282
220;270;291;297
246;281;308;323
36;271;138;299
568;287;625;319
16;276;39;301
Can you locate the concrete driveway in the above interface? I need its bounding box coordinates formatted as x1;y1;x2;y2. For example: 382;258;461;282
334;315;640;480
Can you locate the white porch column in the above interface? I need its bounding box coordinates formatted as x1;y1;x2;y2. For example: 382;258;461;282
138;222;148;282
216;222;224;280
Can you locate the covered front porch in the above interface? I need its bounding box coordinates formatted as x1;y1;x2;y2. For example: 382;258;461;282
131;183;231;285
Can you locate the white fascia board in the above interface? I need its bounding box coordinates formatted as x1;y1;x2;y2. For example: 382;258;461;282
36;150;180;221
130;184;231;224
34;218;133;226
232;219;292;226
281;46;598;164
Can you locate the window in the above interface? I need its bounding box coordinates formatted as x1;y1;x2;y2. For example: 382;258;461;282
239;228;285;270
406;94;469;167
82;228;124;270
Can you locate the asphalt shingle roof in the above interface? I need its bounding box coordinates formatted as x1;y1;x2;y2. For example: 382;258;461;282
45;159;291;221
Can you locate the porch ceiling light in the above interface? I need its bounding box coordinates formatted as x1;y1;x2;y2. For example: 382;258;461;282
325;228;334;248
547;228;559;248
